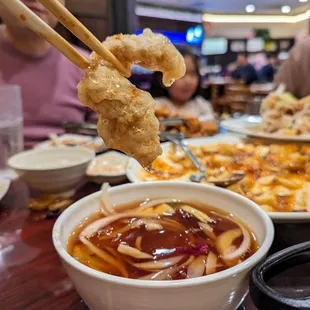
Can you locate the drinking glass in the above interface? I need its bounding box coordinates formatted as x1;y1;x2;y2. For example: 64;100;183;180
0;85;23;171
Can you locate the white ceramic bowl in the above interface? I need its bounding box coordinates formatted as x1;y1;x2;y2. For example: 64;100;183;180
53;182;274;310
8;147;95;194
86;151;129;185
35;134;107;153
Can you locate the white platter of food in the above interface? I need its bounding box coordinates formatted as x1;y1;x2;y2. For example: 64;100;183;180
35;134;107;153
221;91;310;142
221;115;310;143
127;133;310;223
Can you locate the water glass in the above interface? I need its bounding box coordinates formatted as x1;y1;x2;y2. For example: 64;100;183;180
0;85;24;170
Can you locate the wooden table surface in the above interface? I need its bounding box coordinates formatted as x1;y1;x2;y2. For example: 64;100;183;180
1;179;310;310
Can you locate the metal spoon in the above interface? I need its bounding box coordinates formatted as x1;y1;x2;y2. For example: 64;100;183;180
160;133;245;187
204;172;245;187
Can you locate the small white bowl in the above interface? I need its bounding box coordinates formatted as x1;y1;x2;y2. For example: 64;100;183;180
35;134;107;153
53;182;274;310
8;147;95;194
86;151;128;185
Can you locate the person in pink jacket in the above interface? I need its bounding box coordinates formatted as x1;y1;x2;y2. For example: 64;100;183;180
0;0;96;148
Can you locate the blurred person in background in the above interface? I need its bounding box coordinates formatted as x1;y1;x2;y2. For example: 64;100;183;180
275;38;310;98
259;53;278;82
151;48;214;118
227;62;237;76
0;0;95;148
231;52;258;85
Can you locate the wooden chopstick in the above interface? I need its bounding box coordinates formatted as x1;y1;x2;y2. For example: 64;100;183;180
0;0;89;70
37;0;131;77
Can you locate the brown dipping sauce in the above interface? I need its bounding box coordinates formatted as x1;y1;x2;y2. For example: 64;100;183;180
68;201;258;281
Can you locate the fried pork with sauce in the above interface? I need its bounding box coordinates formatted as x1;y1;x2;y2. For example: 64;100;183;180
98;28;186;87
78;29;186;167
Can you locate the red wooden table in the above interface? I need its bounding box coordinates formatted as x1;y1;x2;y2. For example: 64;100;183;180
0;180;95;310
1;180;309;310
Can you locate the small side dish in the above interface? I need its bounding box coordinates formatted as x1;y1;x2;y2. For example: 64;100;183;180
8;147;95;194
87;151;129;184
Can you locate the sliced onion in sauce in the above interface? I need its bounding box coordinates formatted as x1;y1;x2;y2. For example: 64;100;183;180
205;251;217;275
215;228;242;256
215;217;251;263
79;236;128;277
159;218;186;231
80;212;158;238
198;222;217;240
133;255;184;271
222;224;251;262
99;183;115;216
183;255;195;266
135;236;143;251
145;222;164;231
117;244;153;259
138;198;179;211
180;205;211;223
100;218;162;240
131;219;163;231
139;256;195;281
99;225;132;240
154;203;175;215
187;255;207;279
139;267;177;280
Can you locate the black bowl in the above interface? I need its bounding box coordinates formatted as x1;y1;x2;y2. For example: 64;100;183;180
250;242;310;310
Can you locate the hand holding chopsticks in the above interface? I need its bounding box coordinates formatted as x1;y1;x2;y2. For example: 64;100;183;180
0;0;89;70
0;0;130;77
36;0;130;77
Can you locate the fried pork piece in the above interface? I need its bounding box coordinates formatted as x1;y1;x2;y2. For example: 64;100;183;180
78;64;162;167
97;28;186;87
97;112;161;168
78;29;186;167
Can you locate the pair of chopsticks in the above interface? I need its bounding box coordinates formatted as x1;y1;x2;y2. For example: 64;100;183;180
0;0;130;77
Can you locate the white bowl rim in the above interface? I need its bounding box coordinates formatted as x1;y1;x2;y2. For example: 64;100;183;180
86;151;129;177
8;147;95;171
53;181;274;288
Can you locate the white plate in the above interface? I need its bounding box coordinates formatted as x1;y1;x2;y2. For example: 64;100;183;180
127;133;243;184
35;134;107;153
126;133;310;223
221;115;310;142
0;178;10;201
87;151;129;185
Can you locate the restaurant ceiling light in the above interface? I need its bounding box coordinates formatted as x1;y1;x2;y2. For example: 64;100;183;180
136;4;310;24
245;4;256;13
281;5;291;14
203;10;310;23
135;5;202;23
299;0;308;2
